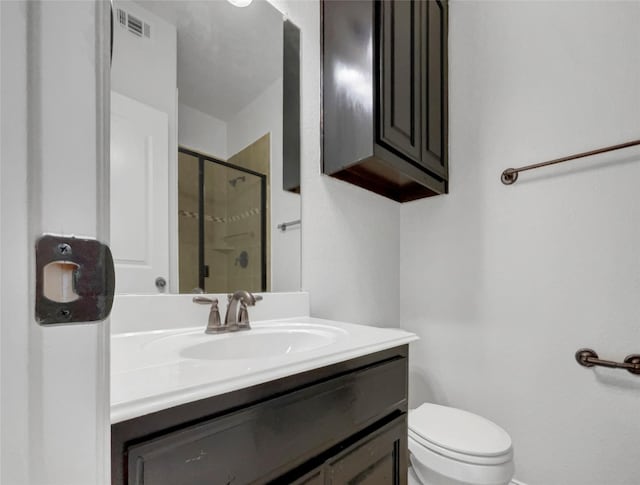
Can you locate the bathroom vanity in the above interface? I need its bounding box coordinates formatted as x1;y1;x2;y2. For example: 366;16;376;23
112;345;408;484
110;297;417;485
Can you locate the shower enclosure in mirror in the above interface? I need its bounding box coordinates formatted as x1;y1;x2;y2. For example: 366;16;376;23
110;0;300;294
178;148;267;294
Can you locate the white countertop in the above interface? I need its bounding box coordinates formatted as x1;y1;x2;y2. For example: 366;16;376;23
111;316;417;423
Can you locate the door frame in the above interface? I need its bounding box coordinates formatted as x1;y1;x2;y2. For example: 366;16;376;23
1;1;111;483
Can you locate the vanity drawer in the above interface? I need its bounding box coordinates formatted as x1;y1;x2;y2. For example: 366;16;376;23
125;356;407;485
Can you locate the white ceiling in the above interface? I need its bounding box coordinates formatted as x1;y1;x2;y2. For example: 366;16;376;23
139;0;283;122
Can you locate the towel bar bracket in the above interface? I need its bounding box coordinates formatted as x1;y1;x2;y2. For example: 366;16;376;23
501;169;518;185
575;348;640;375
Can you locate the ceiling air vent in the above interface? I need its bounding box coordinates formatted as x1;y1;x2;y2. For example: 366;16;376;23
116;8;151;40
117;8;126;27
127;14;143;37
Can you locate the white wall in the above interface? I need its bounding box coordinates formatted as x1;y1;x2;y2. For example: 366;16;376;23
401;2;640;484
226;77;302;292
178;103;228;160
275;0;401;327
227;78;281;158
111;1;176;120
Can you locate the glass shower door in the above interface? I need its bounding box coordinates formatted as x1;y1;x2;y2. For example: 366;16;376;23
203;160;265;293
178;147;266;293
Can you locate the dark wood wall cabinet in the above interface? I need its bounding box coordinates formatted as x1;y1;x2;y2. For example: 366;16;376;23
112;346;409;484
322;0;448;202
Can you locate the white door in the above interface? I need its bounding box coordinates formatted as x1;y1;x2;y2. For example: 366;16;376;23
110;91;170;294
1;1;111;483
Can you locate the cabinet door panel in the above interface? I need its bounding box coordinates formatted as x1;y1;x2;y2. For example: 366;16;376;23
379;0;421;162
327;415;407;485
421;0;448;177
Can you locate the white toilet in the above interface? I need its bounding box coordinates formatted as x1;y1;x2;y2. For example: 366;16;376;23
408;403;515;485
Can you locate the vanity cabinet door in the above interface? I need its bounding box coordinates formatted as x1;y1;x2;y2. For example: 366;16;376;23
282;415;407;485
288;467;325;485
326;415;407;485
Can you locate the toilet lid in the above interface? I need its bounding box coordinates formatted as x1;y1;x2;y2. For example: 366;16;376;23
409;403;512;458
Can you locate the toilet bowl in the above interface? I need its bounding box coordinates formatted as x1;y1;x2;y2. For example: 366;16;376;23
408;403;514;485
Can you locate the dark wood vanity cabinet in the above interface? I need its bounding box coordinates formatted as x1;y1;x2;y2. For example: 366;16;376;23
322;0;448;202
112;346;409;485
290;416;407;484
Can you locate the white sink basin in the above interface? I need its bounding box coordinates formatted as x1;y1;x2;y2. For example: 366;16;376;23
111;316;419;423
111;322;347;374
179;326;339;360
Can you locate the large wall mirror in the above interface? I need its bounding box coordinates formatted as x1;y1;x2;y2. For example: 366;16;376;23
110;0;301;295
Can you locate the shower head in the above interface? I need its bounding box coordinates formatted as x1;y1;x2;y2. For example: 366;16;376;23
229;175;246;187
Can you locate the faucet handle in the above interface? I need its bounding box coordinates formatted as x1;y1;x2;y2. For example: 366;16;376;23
232;293;263;329
193;296;216;305
193;296;224;334
227;291;263;305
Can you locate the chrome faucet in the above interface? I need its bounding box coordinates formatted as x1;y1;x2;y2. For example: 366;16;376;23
192;296;225;334
224;290;263;330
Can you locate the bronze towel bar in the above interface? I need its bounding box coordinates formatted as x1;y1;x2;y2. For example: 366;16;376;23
277;219;301;231
575;348;640;375
501;139;640;185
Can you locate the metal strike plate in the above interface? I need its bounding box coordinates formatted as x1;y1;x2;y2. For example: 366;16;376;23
35;234;115;325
